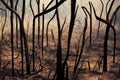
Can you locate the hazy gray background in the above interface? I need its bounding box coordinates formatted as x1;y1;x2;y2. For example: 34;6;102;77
0;0;120;28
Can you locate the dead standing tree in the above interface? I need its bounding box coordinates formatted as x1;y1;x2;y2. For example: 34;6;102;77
91;0;120;72
15;0;19;49
41;4;44;58
62;0;78;79
0;8;7;41
73;4;93;72
0;8;7;67
15;0;19;48
1;0;31;75
31;0;66;72
36;0;41;46
46;11;56;47
30;0;41;47
81;2;92;47
10;0;14;76
21;0;30;76
73;6;88;74
55;0;67;79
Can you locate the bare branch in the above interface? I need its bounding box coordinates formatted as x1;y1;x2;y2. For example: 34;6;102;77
110;5;120;23
34;0;66;18
82;7;88;19
106;0;111;16
30;0;35;16
107;0;115;20
60;17;66;33
97;0;104;37
46;11;56;46
15;0;19;10
45;0;54;10
91;2;111;25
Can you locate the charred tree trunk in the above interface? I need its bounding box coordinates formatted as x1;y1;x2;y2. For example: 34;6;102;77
15;0;19;49
103;0;115;72
55;0;67;79
73;18;88;74
62;0;78;78
56;0;62;79
32;18;35;72
0;8;7;42
73;6;89;73
0;8;6;67
82;3;92;46
31;0;66;73
103;26;109;71
1;0;31;75
37;0;40;46
20;18;24;76
21;0;30;74
46;11;56;47
89;2;92;46
42;5;44;57
91;0;119;72
113;13;117;63
30;0;35;72
10;0;14;77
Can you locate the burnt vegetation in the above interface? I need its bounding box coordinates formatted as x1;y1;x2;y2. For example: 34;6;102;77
0;0;120;80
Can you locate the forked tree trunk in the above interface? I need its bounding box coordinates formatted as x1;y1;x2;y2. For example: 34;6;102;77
62;0;78;78
73;18;88;74
91;0;119;72
22;0;31;74
56;0;62;79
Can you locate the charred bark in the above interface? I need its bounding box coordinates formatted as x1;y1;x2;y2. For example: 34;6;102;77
42;5;44;57
1;0;30;75
63;0;78;77
10;0;14;77
91;0;120;72
15;0;19;49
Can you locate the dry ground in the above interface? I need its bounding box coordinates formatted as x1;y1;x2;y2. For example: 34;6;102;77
0;26;120;80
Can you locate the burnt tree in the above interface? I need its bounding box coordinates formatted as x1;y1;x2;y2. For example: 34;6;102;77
97;0;104;37
62;0;78;78
10;0;14;76
1;0;31;75
91;0;120;71
15;0;19;49
32;0;66;72
0;8;7;67
73;7;88;73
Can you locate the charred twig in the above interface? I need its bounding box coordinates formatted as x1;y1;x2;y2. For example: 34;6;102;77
46;11;56;47
97;0;104;37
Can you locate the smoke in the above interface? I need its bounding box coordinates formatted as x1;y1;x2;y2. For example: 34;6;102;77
0;0;120;28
